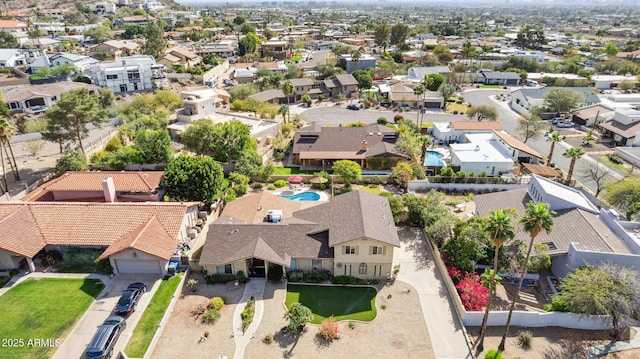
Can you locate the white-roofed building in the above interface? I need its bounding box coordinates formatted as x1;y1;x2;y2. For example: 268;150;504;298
90;56;167;93
450;133;514;175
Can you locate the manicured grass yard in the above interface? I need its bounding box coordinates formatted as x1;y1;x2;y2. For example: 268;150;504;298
286;284;377;324
0;278;104;359
272;167;318;175
124;273;183;358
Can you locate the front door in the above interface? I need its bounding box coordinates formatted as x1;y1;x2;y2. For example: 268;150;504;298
343;264;352;276
247;258;266;277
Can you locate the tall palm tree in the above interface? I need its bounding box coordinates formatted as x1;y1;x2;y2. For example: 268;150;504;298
476;209;516;352
0;117;18;181
499;201;554;351
546;131;563;166
413;85;424;125
562;147;585;184
278;105;289;124
282;80;294;106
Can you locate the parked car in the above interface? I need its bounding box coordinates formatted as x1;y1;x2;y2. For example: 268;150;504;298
85;316;126;359
556;120;575;128
551;117;565;124
113;283;147;315
346;104;360;110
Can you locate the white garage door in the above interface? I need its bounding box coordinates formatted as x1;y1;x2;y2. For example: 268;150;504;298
115;259;163;274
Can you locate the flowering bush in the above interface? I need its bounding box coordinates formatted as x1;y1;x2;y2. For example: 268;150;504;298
319;316;340;342
455;276;489;311
393;114;404;122
446;265;464;283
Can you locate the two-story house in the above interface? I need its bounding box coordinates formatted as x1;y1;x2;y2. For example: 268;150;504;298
199;190;400;280
323;74;359;99
90;55;167;93
89;40;140;58
158;45;202;71
260;39;289;60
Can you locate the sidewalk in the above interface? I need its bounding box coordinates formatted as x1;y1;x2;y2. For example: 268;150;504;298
232;277;266;359
585;327;640;358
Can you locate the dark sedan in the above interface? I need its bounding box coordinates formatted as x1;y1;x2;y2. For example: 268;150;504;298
346;104;360;110
114;283;147;315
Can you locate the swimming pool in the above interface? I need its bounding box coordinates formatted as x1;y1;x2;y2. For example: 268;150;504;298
423;150;444;167
280;191;321;201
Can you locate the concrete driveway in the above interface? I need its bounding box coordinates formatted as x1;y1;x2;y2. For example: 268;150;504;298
394;227;474;359
53;274;162;359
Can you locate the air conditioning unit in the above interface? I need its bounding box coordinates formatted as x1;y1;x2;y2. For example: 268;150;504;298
336;263;343;268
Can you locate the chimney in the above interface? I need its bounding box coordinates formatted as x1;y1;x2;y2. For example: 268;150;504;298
474;145;480;151
102;177;116;202
361;140;368;151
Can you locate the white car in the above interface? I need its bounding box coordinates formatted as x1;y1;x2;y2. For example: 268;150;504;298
555;120;574;128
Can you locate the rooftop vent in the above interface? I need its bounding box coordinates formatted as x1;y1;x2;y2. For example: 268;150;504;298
475;145;480;151
266;209;283;223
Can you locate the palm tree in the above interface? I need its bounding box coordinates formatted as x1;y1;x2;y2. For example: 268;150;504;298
546;131;563;166
0;117;18;181
278;105;289;124
562;147;585;184
476;209;516;352
413;85;424;125
499;201;554;351
282;80;294;106
351;49;362;71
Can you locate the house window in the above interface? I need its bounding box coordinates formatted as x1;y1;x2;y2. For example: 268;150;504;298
289;259;297;270
128;71;140;79
107;74;118;79
370;246;385;255
216;264;232;274
312;259;322;270
359;263;367;274
344;245;357;255
119;84;127;92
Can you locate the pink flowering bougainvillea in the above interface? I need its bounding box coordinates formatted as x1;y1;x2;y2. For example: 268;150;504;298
455;276;489;311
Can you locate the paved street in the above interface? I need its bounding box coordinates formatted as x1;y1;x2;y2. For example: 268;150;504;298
301;105;465;127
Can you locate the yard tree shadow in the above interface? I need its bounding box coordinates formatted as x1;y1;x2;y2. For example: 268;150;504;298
274;327;307;358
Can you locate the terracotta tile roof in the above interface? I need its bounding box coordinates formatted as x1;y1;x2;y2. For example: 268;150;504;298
0;202;197;258
474;189;631;255
99;216;177;260
492;130;542;158
0;205;46;257
450;121;504;131
0;20;27;29
42;171;163;192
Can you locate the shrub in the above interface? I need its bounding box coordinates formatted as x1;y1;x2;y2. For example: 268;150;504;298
237;270;247;283
274;151;285;161
287;270;304;282
377;116;388;125
273;179;287;188
202;308;221;324
543;295;568;312
348;322;355;330
63;248;102;265
484;349;504;359
303;270;330;283
95;258;113;274
208;297;224;310
455;275;489;311
205;274;236;284
24;118;47;133
319;316;340;342
104;136;123;152
518;330;533;348
380;304;387;310
251;182;263;189
393;114;404;122
331;275;367;285
267;184;276;190
9;268;20;276
263;333;274;344
267;263;284;283
241;298;255;333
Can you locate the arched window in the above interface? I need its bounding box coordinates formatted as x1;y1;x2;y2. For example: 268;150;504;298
359;263;367;275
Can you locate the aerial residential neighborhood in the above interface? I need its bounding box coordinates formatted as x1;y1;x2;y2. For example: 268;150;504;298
1;0;640;359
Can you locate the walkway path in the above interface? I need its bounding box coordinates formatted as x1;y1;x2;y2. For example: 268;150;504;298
232;277;266;359
394;227;474;359
585;327;640;358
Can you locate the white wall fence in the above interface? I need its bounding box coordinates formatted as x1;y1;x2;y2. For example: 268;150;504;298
463;310;612;330
408;179;528;193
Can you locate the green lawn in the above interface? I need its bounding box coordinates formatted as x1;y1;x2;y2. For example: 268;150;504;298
54;264;96;273
479;84;502;88
286;284;377;323
272;167;318;175
0;278;104;359
359;185;382;195
124;273;183;358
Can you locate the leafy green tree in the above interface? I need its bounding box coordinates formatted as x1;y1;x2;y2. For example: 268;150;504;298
379;192;404;224
423;73;446;91
351;69;372;90
438;83;456;109
239;22;256;35
543;88;584;114
134;129;172;164
98;88;115;108
374;22;391;50
562;147;585;183
466;105;498;121
0;32;18;48
332;160;361;183
500;201;554;351
84;25;111;42
180;119;216;156
108;146;142;170
233;16;245;25
604;176;640;220
238;32;260;56
142;21;167;59
301;94;312;107
505;67;528;84
442;216;488;272
476;209;517;352
389;23;409;45
516;113;546;143
284;303;313;332
515;26;546;50
229;172;249;196
604;42;619;56
557;264;640;340
44;88;107;155
54;150;88;176
123;24;145;39
211;121;252;163
163;155;224;204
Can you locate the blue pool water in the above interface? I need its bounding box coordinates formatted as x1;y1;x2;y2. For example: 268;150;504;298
280;191;321;201
423;150;444;167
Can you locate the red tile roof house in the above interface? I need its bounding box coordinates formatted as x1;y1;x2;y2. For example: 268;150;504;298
23;171;165;202
199;190;400;280
0;201;200;275
292;123;411;171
